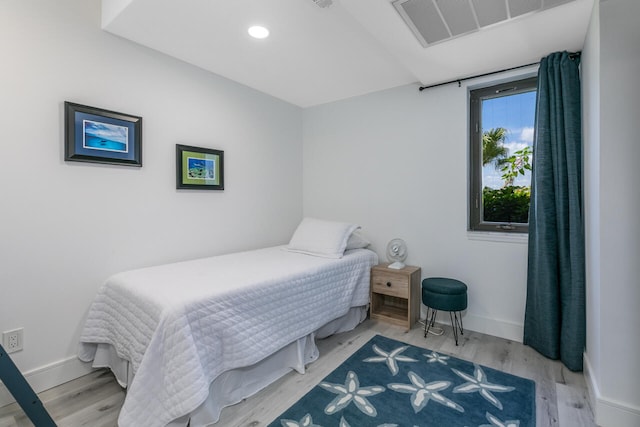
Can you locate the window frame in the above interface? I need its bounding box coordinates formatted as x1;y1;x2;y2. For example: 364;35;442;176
469;76;537;234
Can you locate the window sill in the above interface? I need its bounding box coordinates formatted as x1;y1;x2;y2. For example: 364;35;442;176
467;231;528;244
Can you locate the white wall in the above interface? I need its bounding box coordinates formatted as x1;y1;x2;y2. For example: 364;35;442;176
583;0;640;425
582;0;602;411
303;73;536;341
0;0;302;398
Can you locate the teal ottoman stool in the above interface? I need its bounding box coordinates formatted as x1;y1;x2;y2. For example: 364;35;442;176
422;277;468;345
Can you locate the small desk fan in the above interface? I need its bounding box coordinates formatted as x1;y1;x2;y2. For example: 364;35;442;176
386;238;407;269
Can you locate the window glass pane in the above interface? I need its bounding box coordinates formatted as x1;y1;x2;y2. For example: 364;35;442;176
480;90;535;224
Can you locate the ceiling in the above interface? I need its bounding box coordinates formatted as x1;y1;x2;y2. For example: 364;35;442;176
101;0;594;108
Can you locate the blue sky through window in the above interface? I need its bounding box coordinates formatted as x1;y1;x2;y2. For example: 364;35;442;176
481;90;536;189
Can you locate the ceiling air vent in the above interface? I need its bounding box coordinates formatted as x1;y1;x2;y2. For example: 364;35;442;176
312;0;333;8
392;0;575;47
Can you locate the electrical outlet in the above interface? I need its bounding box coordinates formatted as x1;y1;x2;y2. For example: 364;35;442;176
2;328;23;353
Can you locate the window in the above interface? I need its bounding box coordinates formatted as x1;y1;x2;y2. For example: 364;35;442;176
469;77;537;233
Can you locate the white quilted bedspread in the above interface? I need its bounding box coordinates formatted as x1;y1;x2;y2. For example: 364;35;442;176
78;246;377;427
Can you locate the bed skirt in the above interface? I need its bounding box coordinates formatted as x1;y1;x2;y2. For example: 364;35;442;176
90;305;367;426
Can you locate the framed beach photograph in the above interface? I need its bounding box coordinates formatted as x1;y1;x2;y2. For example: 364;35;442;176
64;101;142;166
176;144;224;190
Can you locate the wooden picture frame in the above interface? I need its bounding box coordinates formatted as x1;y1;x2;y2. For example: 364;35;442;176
176;144;224;190
64;102;142;167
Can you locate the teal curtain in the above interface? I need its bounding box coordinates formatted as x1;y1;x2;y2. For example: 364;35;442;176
524;51;585;372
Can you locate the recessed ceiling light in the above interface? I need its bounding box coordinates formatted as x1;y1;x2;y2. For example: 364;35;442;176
248;26;269;39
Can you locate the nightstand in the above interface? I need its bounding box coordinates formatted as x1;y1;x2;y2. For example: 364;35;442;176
370;263;421;331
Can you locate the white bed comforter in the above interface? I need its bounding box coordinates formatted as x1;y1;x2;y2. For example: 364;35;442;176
78;246;377;427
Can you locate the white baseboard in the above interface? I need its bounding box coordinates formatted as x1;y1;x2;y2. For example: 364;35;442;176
0;355;94;408
583;353;598;417
421;309;524;343
462;313;524;343
584;353;640;427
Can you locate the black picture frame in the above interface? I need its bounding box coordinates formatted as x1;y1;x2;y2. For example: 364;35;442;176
64;101;142;167
176;144;224;190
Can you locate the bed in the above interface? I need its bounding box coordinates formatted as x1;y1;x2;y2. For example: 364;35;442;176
77;219;378;427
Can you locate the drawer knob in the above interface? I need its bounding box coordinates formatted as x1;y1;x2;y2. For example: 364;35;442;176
386;282;392;287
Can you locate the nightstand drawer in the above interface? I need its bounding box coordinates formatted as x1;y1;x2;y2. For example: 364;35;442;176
371;273;409;298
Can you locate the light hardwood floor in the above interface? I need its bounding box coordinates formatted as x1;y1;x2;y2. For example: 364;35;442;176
0;319;596;426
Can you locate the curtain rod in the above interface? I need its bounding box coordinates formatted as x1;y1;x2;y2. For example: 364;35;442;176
418;62;539;91
418;52;580;92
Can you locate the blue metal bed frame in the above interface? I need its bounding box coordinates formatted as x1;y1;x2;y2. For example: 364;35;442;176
0;344;56;426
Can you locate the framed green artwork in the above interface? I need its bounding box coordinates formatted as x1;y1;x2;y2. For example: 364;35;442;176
176;144;224;190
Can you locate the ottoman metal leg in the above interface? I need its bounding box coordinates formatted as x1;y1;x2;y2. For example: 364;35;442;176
449;311;464;346
424;307;438;338
456;311;464;335
449;312;459;345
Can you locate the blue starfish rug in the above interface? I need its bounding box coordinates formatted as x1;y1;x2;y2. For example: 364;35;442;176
269;335;535;427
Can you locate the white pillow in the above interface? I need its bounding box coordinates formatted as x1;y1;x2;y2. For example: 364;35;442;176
288;218;360;258
345;230;370;250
